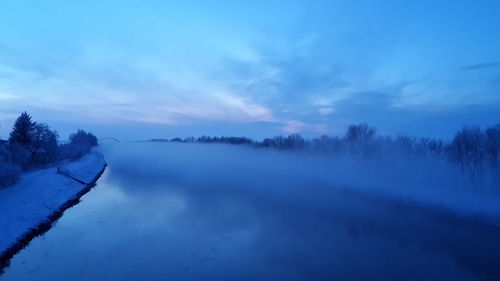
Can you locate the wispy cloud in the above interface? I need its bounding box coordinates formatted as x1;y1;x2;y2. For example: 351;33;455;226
459;62;500;71
0;0;499;138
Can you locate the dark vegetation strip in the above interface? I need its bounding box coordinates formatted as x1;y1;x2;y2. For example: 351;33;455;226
1;111;99;189
158;123;500;184
0;163;107;273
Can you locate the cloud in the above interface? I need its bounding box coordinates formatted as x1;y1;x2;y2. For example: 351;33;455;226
0;91;23;101
1;0;500;139
282;121;305;134
281;120;328;135
0;43;277;127
317;90;500;138
459;62;500;71
318;107;334;116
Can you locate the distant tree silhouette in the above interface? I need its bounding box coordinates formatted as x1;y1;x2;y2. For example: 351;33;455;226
7;113;58;169
165;122;498;186
60;130;98;160
345;123;377;157
447;126;487;179
485;124;500;168
393;135;417;154
70;130;97;147
8;114;60;168
195;136;254;146
9;112;35;147
311;135;343;153
197;136;214;143
30;123;59;166
260;134;306;149
418;138;444;156
345;123;376;143
0;115;97;188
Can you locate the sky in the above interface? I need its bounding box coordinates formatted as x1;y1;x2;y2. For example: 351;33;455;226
0;0;499;140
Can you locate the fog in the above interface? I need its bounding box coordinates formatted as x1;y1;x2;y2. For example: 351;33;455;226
97;141;500;280
3;141;500;281
102;141;500;222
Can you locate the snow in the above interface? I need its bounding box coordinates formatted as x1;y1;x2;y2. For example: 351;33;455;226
0;152;106;257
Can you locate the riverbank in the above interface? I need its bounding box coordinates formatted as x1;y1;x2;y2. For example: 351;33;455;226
0;152;107;271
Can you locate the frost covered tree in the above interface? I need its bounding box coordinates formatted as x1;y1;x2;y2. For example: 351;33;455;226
312;135;343;153
345;123;377;144
60;130;98;160
30;123;59;165
345;123;377;157
447;126;487;179
485;124;500;168
69;129;97;148
0;116;98;187
9;111;36;147
260;134;306;149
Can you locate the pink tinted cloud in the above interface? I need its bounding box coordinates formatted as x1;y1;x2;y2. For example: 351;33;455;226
282;120;329;135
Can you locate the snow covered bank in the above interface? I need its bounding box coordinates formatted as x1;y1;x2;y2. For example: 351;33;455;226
0;152;107;270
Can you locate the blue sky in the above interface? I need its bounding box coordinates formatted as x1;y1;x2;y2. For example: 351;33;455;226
1;0;499;140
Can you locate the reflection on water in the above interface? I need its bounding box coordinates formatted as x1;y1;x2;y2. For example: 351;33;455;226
1;142;500;281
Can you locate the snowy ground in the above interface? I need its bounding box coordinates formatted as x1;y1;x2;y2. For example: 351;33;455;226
0;152;106;258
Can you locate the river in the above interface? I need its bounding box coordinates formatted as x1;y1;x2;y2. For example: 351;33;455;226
1;142;499;281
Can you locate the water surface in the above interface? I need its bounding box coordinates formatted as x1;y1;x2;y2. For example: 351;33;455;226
1;142;500;281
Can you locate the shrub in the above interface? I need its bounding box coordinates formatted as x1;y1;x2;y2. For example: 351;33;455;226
0;144;21;187
0;160;21;188
8;143;31;170
60;130;98;161
31;123;59;166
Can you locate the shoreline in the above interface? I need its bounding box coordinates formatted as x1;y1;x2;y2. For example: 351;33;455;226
0;155;107;273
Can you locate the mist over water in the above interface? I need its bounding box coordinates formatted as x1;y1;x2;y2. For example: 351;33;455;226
106;141;500;221
1;0;500;279
2;142;500;280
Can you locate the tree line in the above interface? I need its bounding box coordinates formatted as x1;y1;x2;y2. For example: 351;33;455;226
0;112;98;188
159;123;500;183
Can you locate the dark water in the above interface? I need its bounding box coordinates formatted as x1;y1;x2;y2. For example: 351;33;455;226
1;142;500;281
